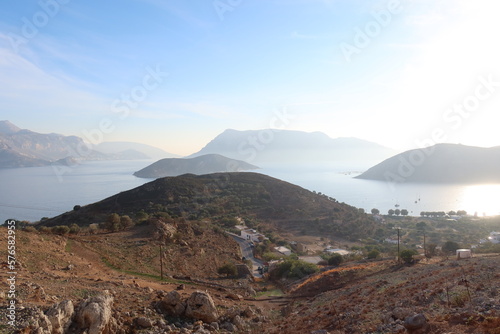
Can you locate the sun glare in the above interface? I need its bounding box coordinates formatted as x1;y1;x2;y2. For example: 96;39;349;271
460;184;500;216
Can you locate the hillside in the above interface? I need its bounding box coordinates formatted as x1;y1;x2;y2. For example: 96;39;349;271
189;129;395;165
134;154;259;178
356;143;500;183
39;172;376;240
270;256;500;334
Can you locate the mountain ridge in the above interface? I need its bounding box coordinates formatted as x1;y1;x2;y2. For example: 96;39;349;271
188;128;395;164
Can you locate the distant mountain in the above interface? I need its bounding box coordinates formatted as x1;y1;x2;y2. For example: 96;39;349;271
0;121;168;168
95;141;178;160
188;129;395;165
0;120;21;134
134;154;259;178
356;143;500;183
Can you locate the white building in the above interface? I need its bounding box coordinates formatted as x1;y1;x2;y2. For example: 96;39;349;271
456;249;472;259
241;229;266;243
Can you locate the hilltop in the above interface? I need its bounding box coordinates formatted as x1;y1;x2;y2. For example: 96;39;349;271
357;143;500;183
134;154;259;178
39;172;376;241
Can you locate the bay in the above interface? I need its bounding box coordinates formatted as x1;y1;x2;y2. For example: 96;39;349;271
1;160;500;224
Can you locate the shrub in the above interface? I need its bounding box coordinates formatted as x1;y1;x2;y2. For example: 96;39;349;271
442;241;460;254
270;259;319;280
217;263;237;277
23;226;38;233
327;253;343;266
69;224;80;234
53;225;70;235
367;249;380;259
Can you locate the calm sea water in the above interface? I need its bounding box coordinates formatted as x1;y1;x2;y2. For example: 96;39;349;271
1;160;500;223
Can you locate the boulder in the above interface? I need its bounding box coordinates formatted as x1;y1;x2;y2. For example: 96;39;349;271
135;316;153;328
157;290;186;317
73;293;114;334
45;300;74;334
185;291;219;323
404;313;428;333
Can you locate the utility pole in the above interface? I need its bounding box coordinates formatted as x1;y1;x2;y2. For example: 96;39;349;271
423;231;426;258
160;243;164;280
396;227;401;263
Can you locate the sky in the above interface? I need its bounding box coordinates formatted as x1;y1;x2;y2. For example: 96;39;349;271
1;0;499;156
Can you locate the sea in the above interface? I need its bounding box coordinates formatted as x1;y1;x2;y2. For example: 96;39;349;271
1;160;500;224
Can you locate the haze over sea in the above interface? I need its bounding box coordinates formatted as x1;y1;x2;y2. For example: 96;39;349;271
2;160;500;224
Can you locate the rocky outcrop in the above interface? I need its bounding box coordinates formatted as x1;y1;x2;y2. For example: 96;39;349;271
73;293;114;334
185;291;219;323
45;300;74;334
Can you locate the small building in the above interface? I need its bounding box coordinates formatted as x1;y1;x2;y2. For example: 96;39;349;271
274;246;292;256
241;229;266;243
456;249;472;259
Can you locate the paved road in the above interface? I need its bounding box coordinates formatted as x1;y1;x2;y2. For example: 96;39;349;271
229;234;264;278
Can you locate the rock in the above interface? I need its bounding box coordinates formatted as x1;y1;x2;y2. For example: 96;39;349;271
73;293;113;334
311;330;330;334
64;264;75;271
392;307;412;320
158;290;186;317
135;316;153;328
185;291;219;323
45;300;74;334
404;313;427;332
177;284;186;290
210;322;219;330
232;315;246;329
226;293;244;301
221;321;237;332
29;308;53;334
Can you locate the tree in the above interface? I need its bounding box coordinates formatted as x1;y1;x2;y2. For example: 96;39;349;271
401;209;408;216
395;209;401;216
217;263;238;277
400;249;418;264
69;224;80;234
442;241;460;254
425;243;437;257
388;209;395;216
416;221;427;230
327;253;343;266
120;215;134;229
371;208;380;215
73;205;81;211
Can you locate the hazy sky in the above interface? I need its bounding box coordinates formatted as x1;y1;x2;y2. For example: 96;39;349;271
1;0;499;156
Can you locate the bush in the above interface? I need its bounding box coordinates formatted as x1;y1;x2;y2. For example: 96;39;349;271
217;263;237;277
327;253;343;266
367;249;380;259
69;224;80;234
53;225;70;235
23;226;38;233
270;259;319;280
442;241;460;254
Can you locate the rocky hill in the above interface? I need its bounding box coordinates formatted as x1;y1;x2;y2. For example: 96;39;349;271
134;154;259;178
39;172;376;240
356;143;500;184
189;129;395;165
